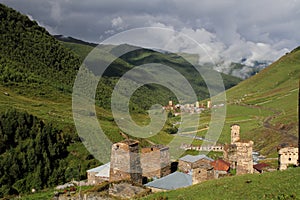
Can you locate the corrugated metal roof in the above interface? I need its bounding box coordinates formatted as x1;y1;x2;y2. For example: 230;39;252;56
211;159;230;171
145;172;192;190
87;162;110;173
253;163;269;171
179;154;214;163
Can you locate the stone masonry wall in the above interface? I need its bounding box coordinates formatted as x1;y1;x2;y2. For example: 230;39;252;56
278;147;299;170
109;140;142;184
141;145;170;179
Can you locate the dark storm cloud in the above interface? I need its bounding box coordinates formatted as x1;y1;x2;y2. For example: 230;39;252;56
0;0;299;68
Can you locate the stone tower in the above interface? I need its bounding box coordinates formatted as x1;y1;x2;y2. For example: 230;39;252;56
231;124;240;143
224;125;254;175
140;145;170;179
109;139;142;184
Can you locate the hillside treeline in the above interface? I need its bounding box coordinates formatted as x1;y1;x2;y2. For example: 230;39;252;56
0;109;75;197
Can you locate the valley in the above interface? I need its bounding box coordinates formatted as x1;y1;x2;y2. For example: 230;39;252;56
0;2;299;200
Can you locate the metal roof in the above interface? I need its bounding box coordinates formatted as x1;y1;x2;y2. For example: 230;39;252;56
179;154;214;163
211;159;230;171
87;162;110;174
253;163;269;171
145;172;192;190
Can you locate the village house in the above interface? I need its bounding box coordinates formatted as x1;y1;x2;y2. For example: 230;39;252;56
191;165;214;184
86;162;110;185
178;154;214;173
145;165;214;192
144;171;192;192
211;159;231;178
253;163;270;173
278;146;299;170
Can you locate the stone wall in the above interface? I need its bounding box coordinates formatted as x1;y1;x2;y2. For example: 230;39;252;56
87;172;108;185
178;159;212;173
231;124;240;143
140;145;170;179
224;124;253;175
235;141;254;174
109;140;142;184
224;141;254;175
192;167;214;184
180;143;224;152
278;147;299;170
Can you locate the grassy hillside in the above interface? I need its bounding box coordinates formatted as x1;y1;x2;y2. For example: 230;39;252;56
0;2;299;199
157;46;299;158
190;47;299;158
58;41;242;112
224;47;299;155
143;167;300;200
0;4;80;93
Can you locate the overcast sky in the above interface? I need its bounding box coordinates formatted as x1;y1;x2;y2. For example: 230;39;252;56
1;0;299;66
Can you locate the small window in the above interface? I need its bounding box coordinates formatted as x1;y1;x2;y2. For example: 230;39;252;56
289;158;291;161
151;148;153;151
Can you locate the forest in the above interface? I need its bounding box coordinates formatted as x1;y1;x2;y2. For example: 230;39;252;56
0;109;77;197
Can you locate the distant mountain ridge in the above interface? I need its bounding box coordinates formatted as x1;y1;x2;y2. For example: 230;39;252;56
55;34;271;80
54;34;98;47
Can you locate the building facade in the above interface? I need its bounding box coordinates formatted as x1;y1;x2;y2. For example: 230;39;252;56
109;139;143;184
224;125;254;175
140;145;170;179
278;146;299;170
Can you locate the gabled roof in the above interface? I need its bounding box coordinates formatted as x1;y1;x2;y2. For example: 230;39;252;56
211;159;230;171
145;172;192;190
253;163;269;171
95;162;110;177
179;154;214;163
87;162;110;174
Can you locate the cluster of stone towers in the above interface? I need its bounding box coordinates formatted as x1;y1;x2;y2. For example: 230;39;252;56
109;139;170;184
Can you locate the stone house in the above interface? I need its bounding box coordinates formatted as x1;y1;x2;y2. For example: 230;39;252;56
87;162;110;185
278;146;299;170
178;154;214;173
211;159;230;178
145;171;192;192
192;165;214;184
253;163;270;173
145;166;215;192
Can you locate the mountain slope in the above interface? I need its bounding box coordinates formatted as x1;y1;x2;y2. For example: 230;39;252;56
215;46;299;156
0;4;80;92
58;41;242;111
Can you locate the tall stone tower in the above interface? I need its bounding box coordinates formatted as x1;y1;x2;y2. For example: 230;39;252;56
109;139;142;184
224;125;254;175
140;145;170;179
231;124;240;143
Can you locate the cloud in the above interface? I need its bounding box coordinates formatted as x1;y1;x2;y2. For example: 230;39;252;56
49;0;62;23
111;17;123;28
0;0;298;70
